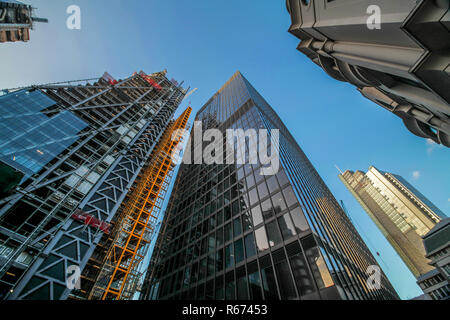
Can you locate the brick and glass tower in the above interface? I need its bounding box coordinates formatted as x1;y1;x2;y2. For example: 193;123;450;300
141;72;399;300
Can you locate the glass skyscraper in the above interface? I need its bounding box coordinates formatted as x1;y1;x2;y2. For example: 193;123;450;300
339;166;445;278
141;72;399;300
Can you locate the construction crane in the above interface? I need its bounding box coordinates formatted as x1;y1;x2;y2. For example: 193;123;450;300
182;88;197;101
88;107;192;300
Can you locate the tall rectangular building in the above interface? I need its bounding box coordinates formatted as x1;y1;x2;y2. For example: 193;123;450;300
141;72;398;300
339;166;445;278
0;70;187;300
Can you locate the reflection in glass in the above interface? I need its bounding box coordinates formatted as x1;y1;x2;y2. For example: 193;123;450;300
255;226;269;252
234;238;244;264
248;271;263;299
225;244;234;269
251;205;263;226
233;217;242;237
261;198;275;220
290;206;309;233
278;213;296;240
261;266;279;300
236;273;249;300
266;221;282;247
271;192;287;213
289;253;315;296
224;223;232;242
282;186;298;208
244;233;257;258
274;259;297;299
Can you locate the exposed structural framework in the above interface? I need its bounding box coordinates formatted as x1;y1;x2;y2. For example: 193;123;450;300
0;70;187;300
286;0;450;147
0;0;47;43
87;107;191;300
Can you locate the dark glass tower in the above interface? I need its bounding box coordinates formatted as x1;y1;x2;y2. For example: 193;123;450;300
142;72;399;300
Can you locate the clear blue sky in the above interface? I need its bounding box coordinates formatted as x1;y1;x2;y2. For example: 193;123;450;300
1;0;449;300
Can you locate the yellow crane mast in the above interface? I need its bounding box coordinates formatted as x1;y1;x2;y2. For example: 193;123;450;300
88;107;191;300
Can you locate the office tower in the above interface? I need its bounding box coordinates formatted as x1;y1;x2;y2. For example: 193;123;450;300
286;0;450;147
0;1;47;43
0;70;189;300
141;72;399;300
417;218;450;300
339;166;445;278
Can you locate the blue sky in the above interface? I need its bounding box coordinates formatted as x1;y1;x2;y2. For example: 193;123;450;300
1;0;449;300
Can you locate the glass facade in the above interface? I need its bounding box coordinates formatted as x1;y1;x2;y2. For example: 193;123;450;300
339;167;444;278
0;89;88;179
143;72;399;300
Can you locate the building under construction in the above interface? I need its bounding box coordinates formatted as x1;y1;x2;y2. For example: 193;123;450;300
0;70;191;300
0;0;47;43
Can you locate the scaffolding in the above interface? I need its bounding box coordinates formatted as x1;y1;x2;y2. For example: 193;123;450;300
1;70;188;300
88;107;191;300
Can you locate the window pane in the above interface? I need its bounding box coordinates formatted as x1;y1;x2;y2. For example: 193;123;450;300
232;199;240;216
276;170;289;187
303;238;334;289
233;217;242;237
225;244;234;269
225;274;235;299
274;259;297;299
248;271;263;300
199;258;207;280
282;186;298;208
289;254;315;296
266;175;279;194
271;191;287;213
234;239;244;264
242;211;252;231
224;223;232;242
290;206;309;233
261;198;275;220
236;274;249;300
224;204;232;221
248;187;258;206
257;181;269;199
216;228;223;247
251;205;263;226
215;276;224;300
266;221;282;247
278;213;296;240
246;173;255;189
216;248;224;272
255;226;269;252
261;266;279;300
207;254;215;277
244;233;257;258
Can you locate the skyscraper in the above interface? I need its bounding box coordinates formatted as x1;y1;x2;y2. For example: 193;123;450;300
417;218;450;300
0;1;47;43
0;70;189;300
339;166;445;278
141;72;398;300
286;0;450;147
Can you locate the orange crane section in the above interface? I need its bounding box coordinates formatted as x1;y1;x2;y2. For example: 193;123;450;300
91;107;191;300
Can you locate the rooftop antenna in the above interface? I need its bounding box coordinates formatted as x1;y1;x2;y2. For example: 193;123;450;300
335;164;344;175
